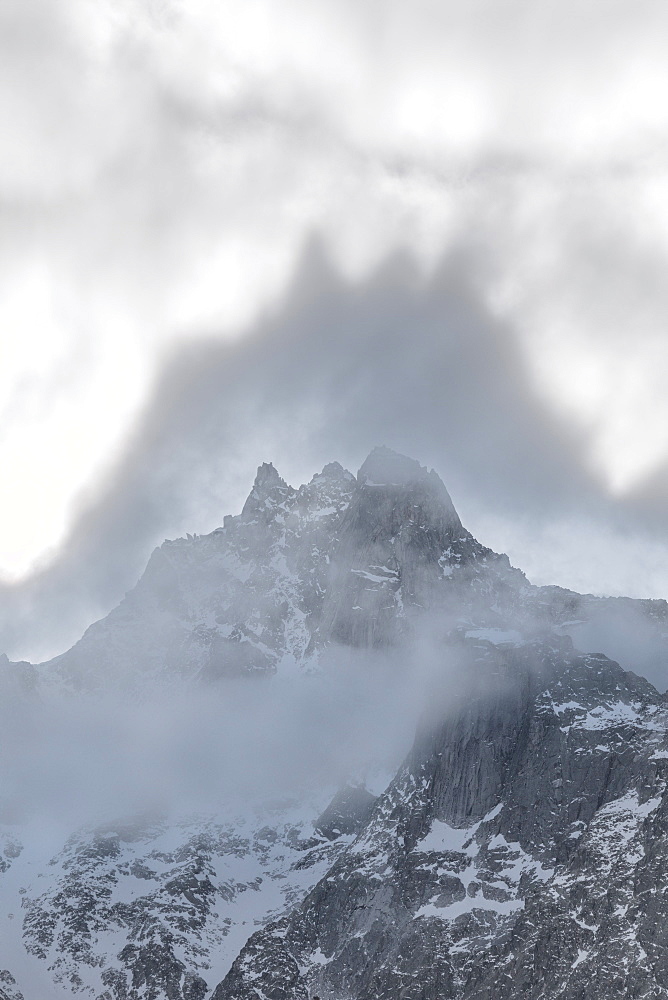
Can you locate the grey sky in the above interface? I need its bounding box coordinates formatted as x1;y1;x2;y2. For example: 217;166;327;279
2;0;668;659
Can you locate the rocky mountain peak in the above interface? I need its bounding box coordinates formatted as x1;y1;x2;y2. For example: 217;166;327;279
251;461;286;491
358;445;426;485
357;446;461;523
241;462;294;520
312;461;355;484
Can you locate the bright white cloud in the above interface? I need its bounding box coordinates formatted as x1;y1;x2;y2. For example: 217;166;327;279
2;0;668;576
0;258;148;576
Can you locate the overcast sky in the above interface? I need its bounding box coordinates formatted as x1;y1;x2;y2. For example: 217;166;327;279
3;0;668;662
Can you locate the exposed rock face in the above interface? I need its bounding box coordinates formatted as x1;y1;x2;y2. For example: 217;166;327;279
217;638;668;999
0;971;23;1000
2;448;668;999
315;786;378;842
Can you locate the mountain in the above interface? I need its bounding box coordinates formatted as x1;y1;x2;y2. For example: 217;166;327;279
37;447;513;690
28;446;667;692
1;447;668;999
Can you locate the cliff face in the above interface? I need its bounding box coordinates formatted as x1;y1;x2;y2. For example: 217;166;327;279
1;448;668;1000
216;639;668;1000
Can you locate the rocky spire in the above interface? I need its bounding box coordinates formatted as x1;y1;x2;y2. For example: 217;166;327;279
241;462;294;520
357;446;461;527
357;446;428;486
316;461;355;482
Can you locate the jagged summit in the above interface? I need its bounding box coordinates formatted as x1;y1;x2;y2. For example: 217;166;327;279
241;461;293;519
311;461;355;484
358;446;430;485
40;447;510;688
253;461;285;488
244;449;451;497
243;449;456;522
36;448;667;694
357;446;460;520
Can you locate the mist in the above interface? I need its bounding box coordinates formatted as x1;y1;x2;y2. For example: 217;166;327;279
0;633;476;832
4;591;658;839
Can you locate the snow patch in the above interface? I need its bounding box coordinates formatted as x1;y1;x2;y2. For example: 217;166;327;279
416;892;523;921
415;819;479;856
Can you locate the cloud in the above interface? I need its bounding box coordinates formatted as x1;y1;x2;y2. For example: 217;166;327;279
3;0;668;655
0;633;475;827
5;243;668;664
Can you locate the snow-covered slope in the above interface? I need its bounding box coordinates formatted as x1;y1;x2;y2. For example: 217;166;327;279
1;797;361;1000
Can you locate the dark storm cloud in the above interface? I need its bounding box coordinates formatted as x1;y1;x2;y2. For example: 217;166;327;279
3;240;645;663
